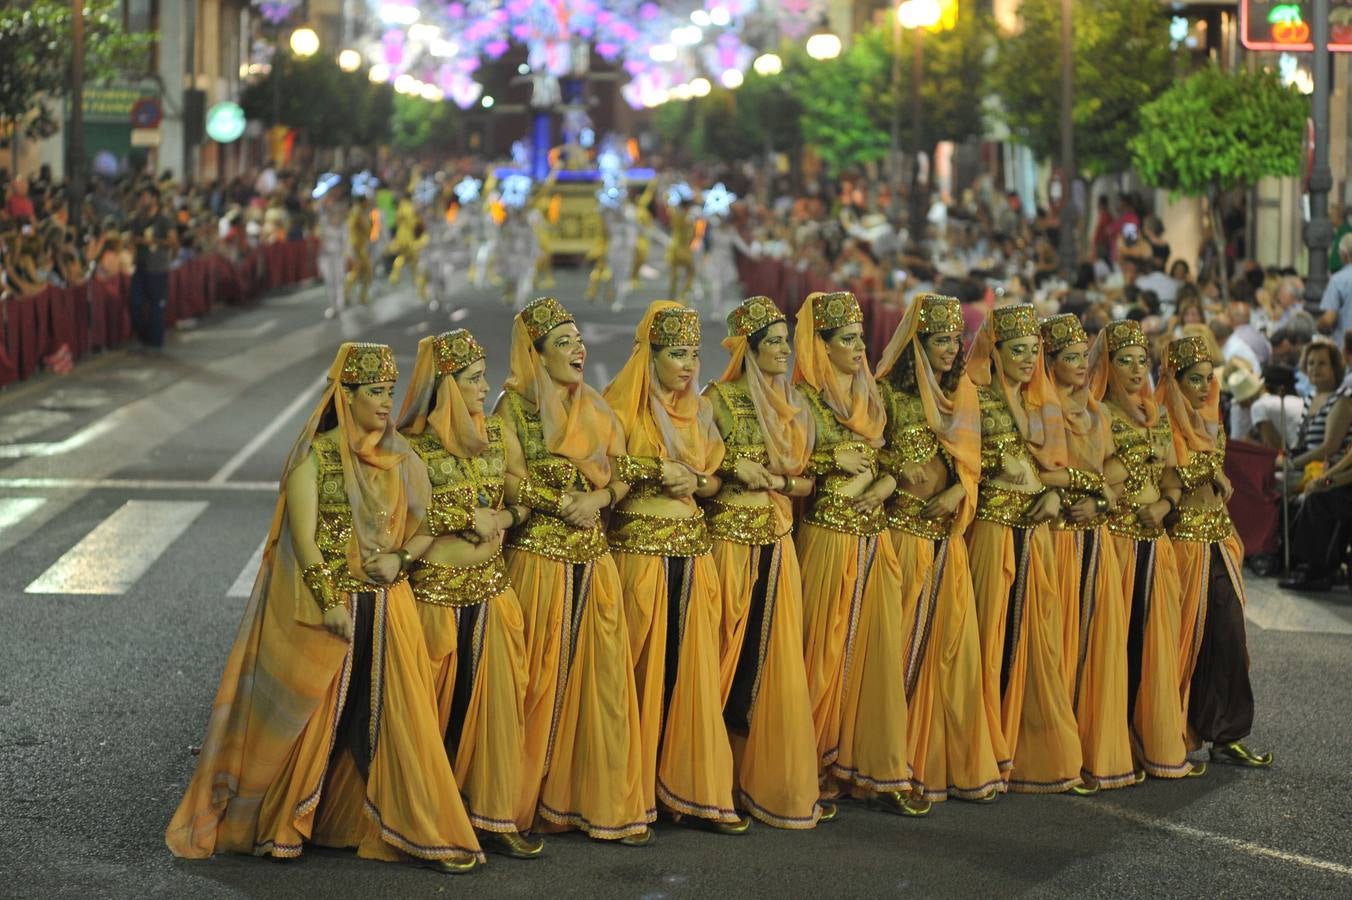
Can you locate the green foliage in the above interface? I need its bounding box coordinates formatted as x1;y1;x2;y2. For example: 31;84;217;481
896;10;992;150
788;29;893;174
651;65;802;163
0;0;154;145
240;53;394;148
1129;64;1307;196
991;0;1175;177
390;93;461;152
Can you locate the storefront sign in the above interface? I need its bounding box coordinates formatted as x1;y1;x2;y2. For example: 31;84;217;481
1241;1;1352;52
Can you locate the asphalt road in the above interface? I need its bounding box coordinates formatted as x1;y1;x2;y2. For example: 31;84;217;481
2;263;1351;899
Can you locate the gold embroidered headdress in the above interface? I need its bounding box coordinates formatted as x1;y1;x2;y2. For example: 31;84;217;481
810;291;863;331
916;293;963;334
521;296;575;342
432;328;485;375
1103;319;1148;354
1166;335;1211;373
990;304;1040;342
649;305;701;347
338;343;398;385
727;295;785;338
1040;313;1089;355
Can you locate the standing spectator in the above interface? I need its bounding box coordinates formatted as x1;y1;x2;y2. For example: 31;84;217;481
6;176;35;224
1318;233;1352;338
127;186;175;351
1142;215;1170;270
1092;195;1113;261
1329;204;1351;274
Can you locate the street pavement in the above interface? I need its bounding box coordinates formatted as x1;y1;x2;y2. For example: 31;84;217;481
2;264;1351;899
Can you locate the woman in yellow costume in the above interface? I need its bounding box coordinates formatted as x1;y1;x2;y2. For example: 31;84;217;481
388;192;429;301
1089;320;1198;780
873;293;1004;803
345;194;374;305
793;290;930;817
666;193;697;302
965;304;1084;794
495;297;653;846
1040;313;1137;792
602;301;747;835
1157;335;1272;769
166;342;481;874
704;295;831;829
396;329;544;859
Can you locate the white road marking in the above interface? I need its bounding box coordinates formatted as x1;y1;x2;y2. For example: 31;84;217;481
404;320;431;335
1245;584;1352;635
25;500;209;594
208;373;327;484
0;409;72;443
180;318;278;342
0;417;118;459
227;538;267;597
0;477;276;492
0;497;46;534
1090;802;1352;878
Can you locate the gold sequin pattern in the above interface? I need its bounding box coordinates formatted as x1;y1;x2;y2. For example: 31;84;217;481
521;296;575;342
880;383;942;471
704;500;788;545
339;343;398;386
915;293;963;334
1106;409;1173;541
727;296;785;338
886;489;951;540
432;328;485;375
607;509;712;557
410;554;512;608
1168;504;1234;543
1104;319;1148;355
406;417;506;537
798;384;885;536
614;455;663;485
312;435;404;592
1040;313;1088;354
810;291;863;331
975;484;1043;528
990;304;1039;342
649;306;701;347
1167;335;1212;372
977;386;1034;478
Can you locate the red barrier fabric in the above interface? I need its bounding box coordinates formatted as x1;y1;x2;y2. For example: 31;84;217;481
1224;438;1280;556
0;240;317;387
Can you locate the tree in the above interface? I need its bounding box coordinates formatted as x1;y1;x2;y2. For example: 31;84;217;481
889;9;992;151
992;0;1174;178
390;93;462;153
240;53;393;149
0;0;153;170
788;29;893;175
1130;64;1306;300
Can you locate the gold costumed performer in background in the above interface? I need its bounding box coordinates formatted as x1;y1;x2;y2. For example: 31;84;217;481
705;296;831;828
397;330;543;859
965;305;1084;794
874;294;1005;803
167;343;482;874
1157;335;1271;770
1090;320;1198;780
603;301;746;835
793;291;930;817
496;297;654;846
1041;314;1136;792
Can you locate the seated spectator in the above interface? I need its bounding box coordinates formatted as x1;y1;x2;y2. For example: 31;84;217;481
1226;364;1303;448
1169;258;1191;282
1288;341;1352;477
1211;315;1262;373
1230;300;1272;366
1318;232;1352;336
1136;255;1180;311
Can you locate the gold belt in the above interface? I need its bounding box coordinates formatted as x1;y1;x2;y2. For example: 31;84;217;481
805;491;886;537
975;484;1041;528
705;500;788;546
607;508;711;557
885;490;950;540
1168;504;1234;544
409;553;511;608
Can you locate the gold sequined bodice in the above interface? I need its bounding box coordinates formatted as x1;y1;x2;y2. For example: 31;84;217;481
1106;407;1174;541
799;383;884;536
974;387;1041;527
406;417;506;535
704;381;791;546
879;380;955;539
500;390;608;563
312;435;380;592
1169;430;1234;543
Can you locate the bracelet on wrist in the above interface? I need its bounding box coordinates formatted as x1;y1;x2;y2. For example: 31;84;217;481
605;484;619;507
396;547;412;572
695;473;708;491
783;475;795;494
301;562;341;612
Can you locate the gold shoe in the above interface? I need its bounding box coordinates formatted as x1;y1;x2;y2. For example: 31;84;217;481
970;787;1000;804
817;802;839;823
487;830;544;860
1210;742;1274;769
702;816;751;836
869;791;932;818
425;855;479;875
1184;760;1208;778
1133;770;1147;784
617;827;654;848
1071;778;1100;797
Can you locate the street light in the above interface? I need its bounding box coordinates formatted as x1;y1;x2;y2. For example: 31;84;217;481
896;0;946;240
338;48;362;72
721;69;744;89
805;28;842;61
289;26;319;58
753;52;782;76
368;63;390;83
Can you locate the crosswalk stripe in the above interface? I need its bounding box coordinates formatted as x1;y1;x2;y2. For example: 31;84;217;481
25;500;209;595
227;538;267;597
1244;585;1352;635
0;497;47;534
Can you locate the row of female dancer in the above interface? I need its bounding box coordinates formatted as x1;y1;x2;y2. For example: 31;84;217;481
166;290;1270;874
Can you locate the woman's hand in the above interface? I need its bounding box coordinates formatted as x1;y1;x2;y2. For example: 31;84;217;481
1213;471;1235;501
1029;490;1062;525
920;485;963;520
1067;497;1099;524
1099;481;1119;511
851;479;891;515
559;490;606;528
1304;476;1334;496
362;553;401;585
322;604;354;641
835;447;873;476
469;507;505;543
733;458;774;490
1135;499;1171;530
1001;455;1031;485
899;463;934;490
661;462;699;498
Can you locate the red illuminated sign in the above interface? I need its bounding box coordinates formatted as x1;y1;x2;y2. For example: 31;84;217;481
1240;0;1352;52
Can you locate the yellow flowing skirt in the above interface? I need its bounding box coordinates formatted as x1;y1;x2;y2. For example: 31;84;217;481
967;520;1082;793
889;529;1006;801
612;550;739;824
712;538;823;828
417;589;530;833
1051;528;1136;789
1106;535;1191;778
505;548;650;839
798;523;912;796
166;580;482;864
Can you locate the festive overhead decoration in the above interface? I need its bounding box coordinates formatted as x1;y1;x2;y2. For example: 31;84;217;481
501;173;534;208
453;175;483;204
702;182;736;218
255;0;301;26
351;170;379;199
414;176;439;206
312;172;343;200
667;181;694;207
